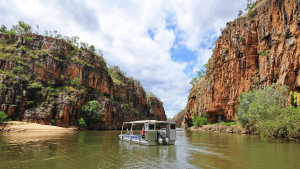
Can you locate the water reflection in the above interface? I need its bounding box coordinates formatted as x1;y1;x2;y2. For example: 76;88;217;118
0;129;300;169
118;141;177;168
185;131;300;169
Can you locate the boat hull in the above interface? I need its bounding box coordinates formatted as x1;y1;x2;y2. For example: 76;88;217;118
119;135;175;146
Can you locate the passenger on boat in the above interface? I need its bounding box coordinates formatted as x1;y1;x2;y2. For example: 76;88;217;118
156;126;161;141
140;127;145;138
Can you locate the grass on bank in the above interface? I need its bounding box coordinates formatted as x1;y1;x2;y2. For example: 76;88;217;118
214;122;237;126
192;114;237;128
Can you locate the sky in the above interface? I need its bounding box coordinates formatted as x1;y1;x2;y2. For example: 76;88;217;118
0;0;247;118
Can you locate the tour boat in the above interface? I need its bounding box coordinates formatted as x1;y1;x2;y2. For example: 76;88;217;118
119;120;176;145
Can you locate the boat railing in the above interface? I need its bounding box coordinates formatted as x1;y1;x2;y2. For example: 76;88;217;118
121;134;143;141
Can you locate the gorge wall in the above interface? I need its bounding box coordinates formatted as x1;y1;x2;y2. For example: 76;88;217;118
182;0;300;126
0;33;166;129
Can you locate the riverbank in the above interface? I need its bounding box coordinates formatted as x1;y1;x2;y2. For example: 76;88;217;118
0;121;78;133
188;124;248;134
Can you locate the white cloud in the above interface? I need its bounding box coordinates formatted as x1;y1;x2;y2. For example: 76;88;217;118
0;0;246;118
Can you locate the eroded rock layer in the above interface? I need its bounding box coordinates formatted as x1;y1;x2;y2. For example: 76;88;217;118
183;0;300;126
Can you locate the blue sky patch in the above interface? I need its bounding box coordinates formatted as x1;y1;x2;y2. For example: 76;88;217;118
170;44;197;63
170;42;198;78
147;29;156;40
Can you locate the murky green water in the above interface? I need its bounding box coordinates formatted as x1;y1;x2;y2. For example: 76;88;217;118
0;129;300;169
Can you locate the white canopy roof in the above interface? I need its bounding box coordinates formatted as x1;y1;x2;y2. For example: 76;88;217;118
123;120;175;124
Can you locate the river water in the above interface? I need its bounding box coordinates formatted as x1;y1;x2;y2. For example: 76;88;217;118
0;129;300;169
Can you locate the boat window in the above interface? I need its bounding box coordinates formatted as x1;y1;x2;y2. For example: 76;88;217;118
145;123;149;131
149;124;155;130
170;124;176;130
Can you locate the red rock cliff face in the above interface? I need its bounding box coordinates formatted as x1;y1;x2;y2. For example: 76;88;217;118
183;0;300;126
0;33;166;129
173;110;185;126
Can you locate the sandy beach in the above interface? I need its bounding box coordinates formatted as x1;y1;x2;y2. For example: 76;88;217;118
0;121;77;133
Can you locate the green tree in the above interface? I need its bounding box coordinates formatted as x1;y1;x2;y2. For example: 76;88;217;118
246;0;255;12
80;42;89;49
89;45;96;53
64;36;80;48
237;84;300;140
238;10;243;17
189;65;206;86
147;91;156;98
196;69;206;79
97;49;103;56
11;21;32;34
110;65;126;76
0;25;7;33
81;100;102;125
78;118;87;128
189;77;198;86
13;66;24;74
71;78;81;87
237;90;256;128
0;111;7;124
50;120;56;126
193;115;208;127
134;79;141;87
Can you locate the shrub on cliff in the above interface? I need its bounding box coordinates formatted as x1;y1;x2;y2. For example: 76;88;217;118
146;91;156;98
193;115;208;127
190;65;206;86
0;111;8;124
246;0;256;12
50;120;56;126
81;100;102;126
108;66;126;85
71;78;81;87
78;118;87;128
13;66;24;74
237;84;300;140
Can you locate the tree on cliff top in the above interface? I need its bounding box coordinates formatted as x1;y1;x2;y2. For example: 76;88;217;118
246;0;256;11
0;25;7;33
1;21;32;35
238;10;243;17
189;64;207;86
11;21;32;34
147;91;156;98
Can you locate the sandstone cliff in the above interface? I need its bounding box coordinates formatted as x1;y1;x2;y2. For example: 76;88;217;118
183;0;300;126
0;33;166;129
172;110;185;126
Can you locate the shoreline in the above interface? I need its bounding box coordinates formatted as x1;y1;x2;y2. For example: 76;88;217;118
1;121;247;134
188;124;248;134
0;121;78;133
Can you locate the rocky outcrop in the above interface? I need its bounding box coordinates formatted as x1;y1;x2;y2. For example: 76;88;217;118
183;0;300;126
189;125;247;134
173;110;185;126
0;33;166;129
147;97;166;120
